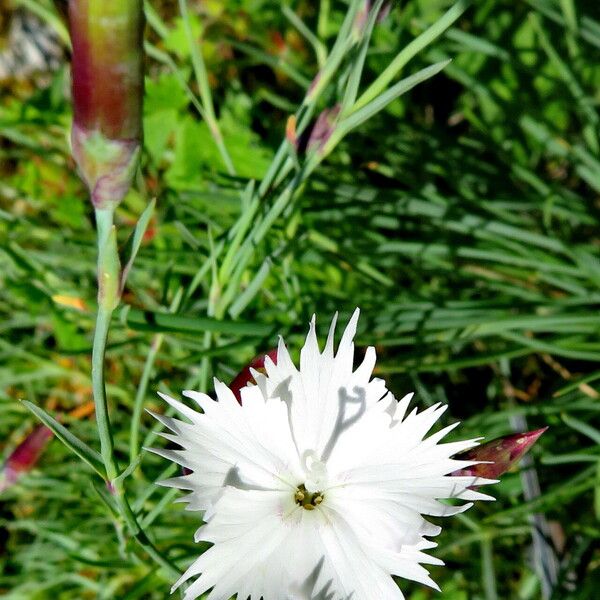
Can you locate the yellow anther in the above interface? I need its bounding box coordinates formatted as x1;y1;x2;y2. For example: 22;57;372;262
294;483;324;510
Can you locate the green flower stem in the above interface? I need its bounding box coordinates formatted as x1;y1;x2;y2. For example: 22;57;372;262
92;208;180;580
93;208;119;478
114;488;180;581
92;304;117;479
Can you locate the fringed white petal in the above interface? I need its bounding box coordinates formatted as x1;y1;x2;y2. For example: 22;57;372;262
150;311;495;600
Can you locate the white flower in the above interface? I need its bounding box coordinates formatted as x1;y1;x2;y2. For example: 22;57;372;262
151;310;494;600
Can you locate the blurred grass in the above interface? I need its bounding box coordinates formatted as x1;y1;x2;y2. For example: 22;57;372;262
1;0;600;598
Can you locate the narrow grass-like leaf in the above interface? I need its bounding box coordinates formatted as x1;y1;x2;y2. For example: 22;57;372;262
120;198;156;291
352;0;470;111
562;414;600;445
341;0;386;116
229;257;272;318
22;401;106;479
330;60;451;152
124;307;273;337
282;5;327;67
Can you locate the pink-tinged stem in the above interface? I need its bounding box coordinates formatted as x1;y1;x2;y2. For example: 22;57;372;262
230;349;279;404
453;427;548;480
0;426;54;493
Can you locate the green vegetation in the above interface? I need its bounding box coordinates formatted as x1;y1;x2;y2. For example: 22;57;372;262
1;0;600;598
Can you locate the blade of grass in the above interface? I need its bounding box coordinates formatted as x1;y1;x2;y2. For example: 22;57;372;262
22;401;106;479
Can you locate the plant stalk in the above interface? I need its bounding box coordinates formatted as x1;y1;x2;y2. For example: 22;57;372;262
92;208;180;580
93;209;118;478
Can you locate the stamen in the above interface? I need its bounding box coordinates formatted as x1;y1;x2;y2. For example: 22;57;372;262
294;484;324;510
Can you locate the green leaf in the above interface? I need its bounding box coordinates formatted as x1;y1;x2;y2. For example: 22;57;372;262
341;0;387;116
50;311;88;352
352;0;470;112
22;401;106;479
329;60;451;153
359;59;450;126
114;454;143;485
229;257;272;318
123;307;273;337
143;110;178;165
563;413;600;445
144;73;189;115
163;15;203;59
164;117;207;188
120;199;157;291
90;479;119;518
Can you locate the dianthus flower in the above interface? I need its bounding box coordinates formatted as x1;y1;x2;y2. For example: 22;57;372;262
152;310;494;600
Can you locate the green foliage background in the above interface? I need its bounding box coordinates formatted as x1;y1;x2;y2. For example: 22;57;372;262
1;0;600;598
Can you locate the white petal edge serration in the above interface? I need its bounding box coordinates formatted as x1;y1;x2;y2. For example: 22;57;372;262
149;309;496;600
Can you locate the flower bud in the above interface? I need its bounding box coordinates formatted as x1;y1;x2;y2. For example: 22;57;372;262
453;428;547;480
0;426;53;493
307;105;341;155
230;349;278;403
68;0;144;209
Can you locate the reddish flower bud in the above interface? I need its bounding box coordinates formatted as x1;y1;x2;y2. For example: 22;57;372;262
68;0;144;208
230;349;279;404
453;428;547;480
307;105;341;155
0;426;53;493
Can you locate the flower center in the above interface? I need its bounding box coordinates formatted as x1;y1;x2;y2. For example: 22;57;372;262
294;483;324;511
